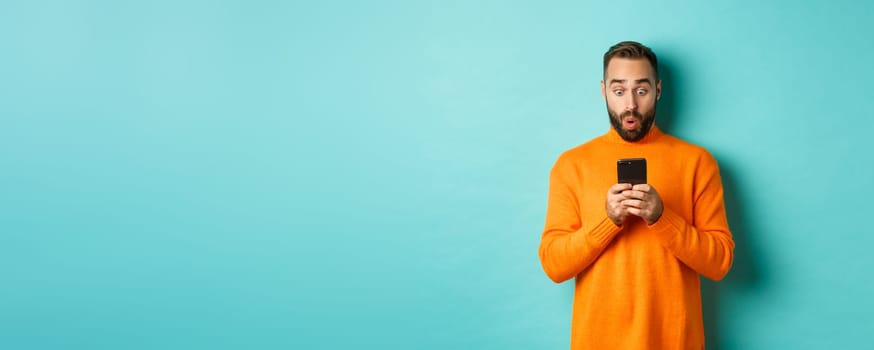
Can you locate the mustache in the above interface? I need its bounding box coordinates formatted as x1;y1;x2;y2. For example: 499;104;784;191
621;111;643;119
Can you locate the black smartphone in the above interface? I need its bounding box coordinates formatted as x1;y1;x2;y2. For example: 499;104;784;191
617;158;647;185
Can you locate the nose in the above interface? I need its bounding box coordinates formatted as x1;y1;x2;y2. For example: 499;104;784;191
625;94;637;112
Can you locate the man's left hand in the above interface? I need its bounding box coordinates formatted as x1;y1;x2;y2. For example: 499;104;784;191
620;184;664;225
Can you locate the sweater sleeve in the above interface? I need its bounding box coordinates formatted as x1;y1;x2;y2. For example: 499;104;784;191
538;155;623;283
648;152;735;281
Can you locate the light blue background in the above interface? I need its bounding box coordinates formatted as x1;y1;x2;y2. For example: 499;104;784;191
2;1;872;349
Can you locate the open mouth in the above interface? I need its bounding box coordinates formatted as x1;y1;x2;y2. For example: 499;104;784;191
623;116;639;130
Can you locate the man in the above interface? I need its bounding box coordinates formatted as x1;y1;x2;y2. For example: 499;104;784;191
538;41;734;349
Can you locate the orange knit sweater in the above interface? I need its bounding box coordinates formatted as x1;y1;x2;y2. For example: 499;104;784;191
539;126;734;349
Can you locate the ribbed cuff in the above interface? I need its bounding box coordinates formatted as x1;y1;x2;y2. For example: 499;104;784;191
586;216;624;248
648;207;685;246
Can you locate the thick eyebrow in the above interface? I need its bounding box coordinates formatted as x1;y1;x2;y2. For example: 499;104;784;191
609;78;653;86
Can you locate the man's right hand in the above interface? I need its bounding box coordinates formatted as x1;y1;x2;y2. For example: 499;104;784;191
606;183;633;226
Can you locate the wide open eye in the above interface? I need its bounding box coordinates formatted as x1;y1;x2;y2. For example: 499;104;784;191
636;89;648;95
613;89;624;96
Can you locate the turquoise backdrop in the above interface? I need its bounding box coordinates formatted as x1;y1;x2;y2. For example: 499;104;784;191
3;1;872;349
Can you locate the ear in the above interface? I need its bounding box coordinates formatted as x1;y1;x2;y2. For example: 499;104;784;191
601;80;606;98
656;79;662;100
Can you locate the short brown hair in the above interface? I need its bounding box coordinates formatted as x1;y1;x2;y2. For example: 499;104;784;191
603;41;658;79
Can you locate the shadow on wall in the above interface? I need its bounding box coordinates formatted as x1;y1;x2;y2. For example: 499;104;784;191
659;54;767;350
655;59;677;134
702;160;768;350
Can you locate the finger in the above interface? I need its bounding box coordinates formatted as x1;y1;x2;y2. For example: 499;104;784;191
622;190;648;200
621;199;644;209
632;184;651;192
610;183;633;194
607;198;626;210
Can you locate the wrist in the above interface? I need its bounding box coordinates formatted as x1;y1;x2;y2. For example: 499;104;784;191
647;207;664;225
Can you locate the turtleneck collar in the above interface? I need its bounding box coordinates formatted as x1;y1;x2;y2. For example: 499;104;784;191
604;124;664;145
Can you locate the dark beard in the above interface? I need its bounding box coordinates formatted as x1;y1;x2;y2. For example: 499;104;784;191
608;108;656;142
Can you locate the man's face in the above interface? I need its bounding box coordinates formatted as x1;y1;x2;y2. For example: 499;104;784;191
601;58;661;142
